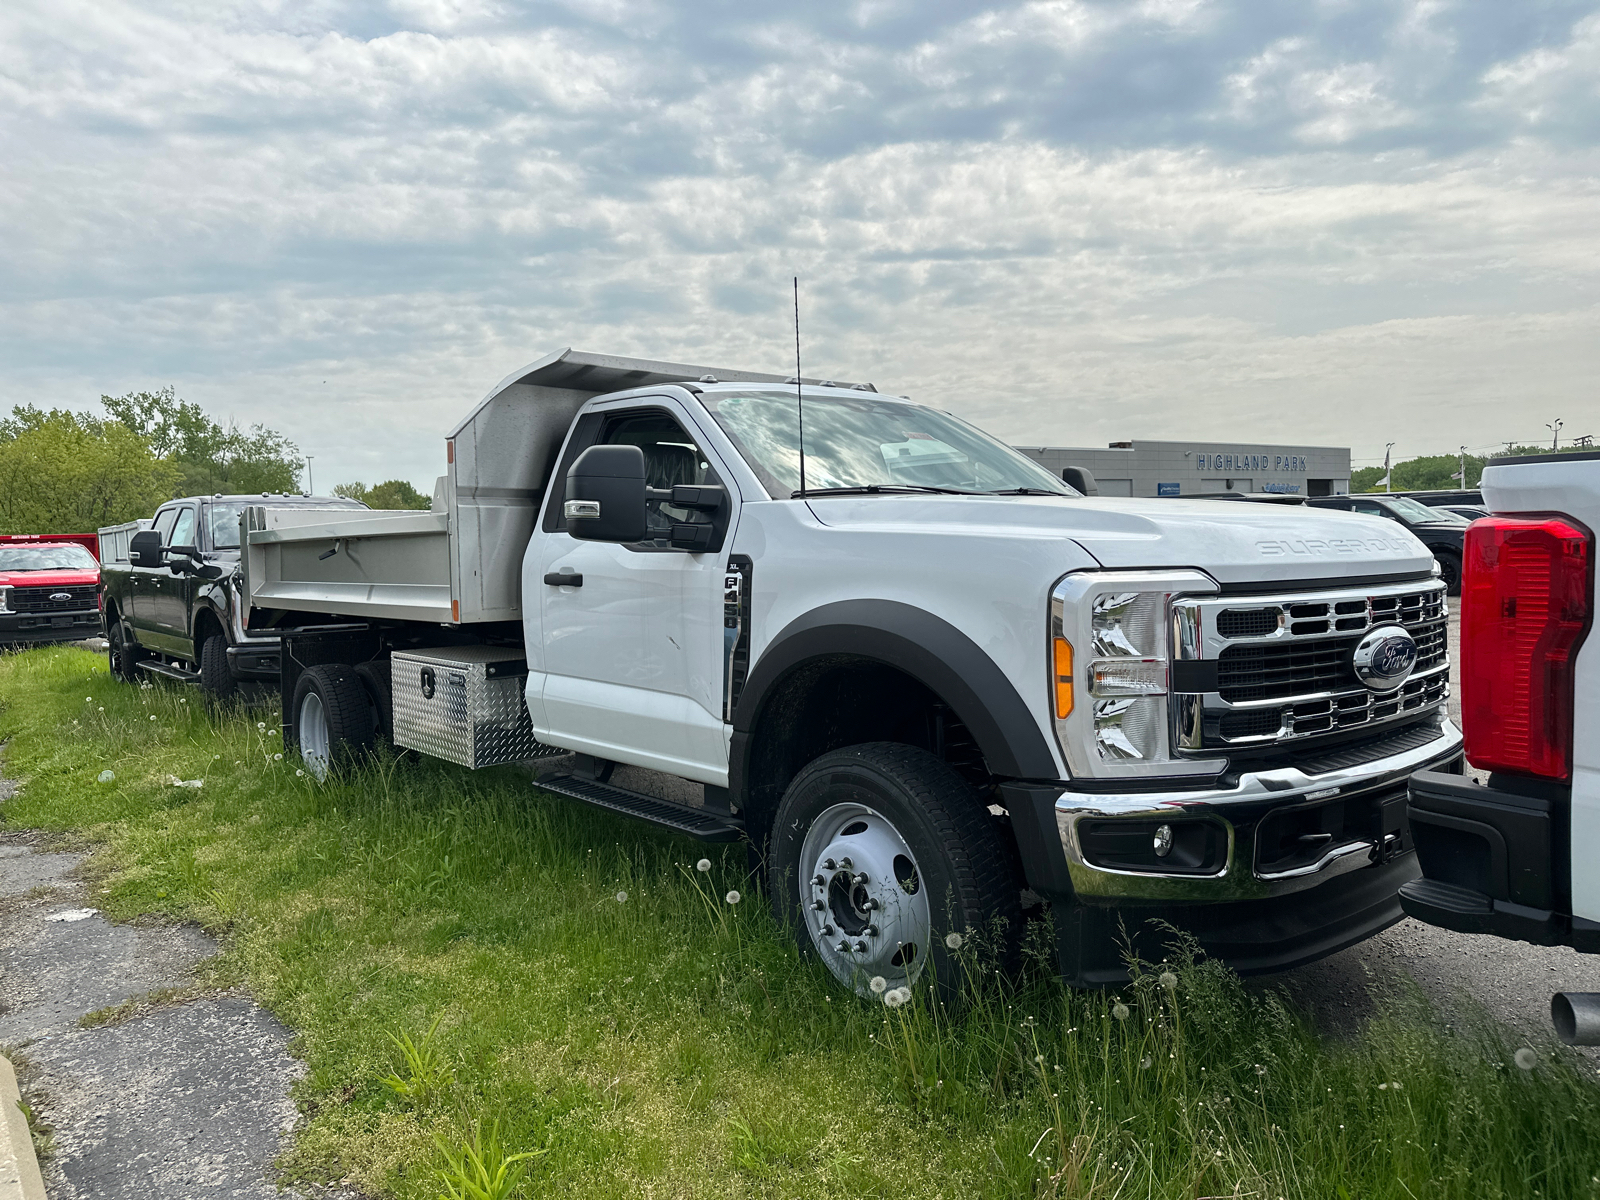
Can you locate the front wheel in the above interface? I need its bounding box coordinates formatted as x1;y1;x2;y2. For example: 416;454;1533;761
1435;549;1462;597
107;618;142;682
767;743;1022;999
290;664;375;780
199;634;238;701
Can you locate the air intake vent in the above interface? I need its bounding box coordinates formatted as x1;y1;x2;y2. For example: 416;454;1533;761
1217;608;1281;638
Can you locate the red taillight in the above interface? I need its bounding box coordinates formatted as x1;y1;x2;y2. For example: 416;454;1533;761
1461;515;1593;781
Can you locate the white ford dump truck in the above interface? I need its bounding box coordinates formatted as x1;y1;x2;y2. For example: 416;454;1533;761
239;349;1464;994
1398;449;1599;1042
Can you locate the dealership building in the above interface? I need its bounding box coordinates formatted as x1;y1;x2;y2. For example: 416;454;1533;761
1013;439;1352;498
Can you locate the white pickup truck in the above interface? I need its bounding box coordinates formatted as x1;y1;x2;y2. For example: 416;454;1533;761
234;349;1464;994
1399;449;1598;1040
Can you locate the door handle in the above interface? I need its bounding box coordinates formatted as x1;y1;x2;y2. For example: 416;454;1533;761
543;572;583;587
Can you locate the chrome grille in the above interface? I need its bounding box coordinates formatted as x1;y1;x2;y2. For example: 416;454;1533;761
1173;579;1449;752
11;584;97;613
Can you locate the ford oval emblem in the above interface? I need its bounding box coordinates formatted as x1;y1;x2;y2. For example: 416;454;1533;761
49;592;72;602
1351;625;1419;691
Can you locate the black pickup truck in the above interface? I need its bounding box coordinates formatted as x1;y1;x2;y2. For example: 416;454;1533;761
1305;493;1469;594
100;494;365;697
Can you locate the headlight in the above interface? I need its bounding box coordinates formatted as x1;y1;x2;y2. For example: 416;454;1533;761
0;585;10;614
1050;570;1226;779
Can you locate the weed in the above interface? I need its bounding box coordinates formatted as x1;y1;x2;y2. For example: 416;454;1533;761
433;1119;544;1200
380;1014;454;1109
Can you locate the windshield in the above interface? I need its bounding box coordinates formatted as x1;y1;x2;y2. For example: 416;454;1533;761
1386;496;1468;524
700;389;1074;496
0;545;97;571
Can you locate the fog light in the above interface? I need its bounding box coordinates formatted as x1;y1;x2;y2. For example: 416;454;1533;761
1153;824;1174;857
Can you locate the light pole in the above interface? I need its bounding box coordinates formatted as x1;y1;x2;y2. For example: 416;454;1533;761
1383;442;1395;493
1547;419;1563;451
1457;446;1467;489
305;456;315;495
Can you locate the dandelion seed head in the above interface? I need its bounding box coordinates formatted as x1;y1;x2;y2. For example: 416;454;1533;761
725;890;741;905
616;891;628;903
273;752;283;761
696;858;712;873
295;769;304;777
85;696;92;702
149;714;157;721
97;770;115;783
1515;1048;1538;1070
97;706;104;712
945;931;963;950
1140;1056;1152;1069
257;722;266;731
869;976;888;994
1159;971;1178;991
1112;1002;1130;1021
1255;1063;1267;1076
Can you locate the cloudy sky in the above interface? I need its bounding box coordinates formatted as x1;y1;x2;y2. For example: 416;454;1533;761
3;0;1598;490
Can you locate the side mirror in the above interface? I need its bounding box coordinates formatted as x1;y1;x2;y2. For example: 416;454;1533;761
1061;466;1098;496
564;444;647;543
129;529;165;568
168;544;201;573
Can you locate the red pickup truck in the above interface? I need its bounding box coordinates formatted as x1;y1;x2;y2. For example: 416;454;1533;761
0;540;103;646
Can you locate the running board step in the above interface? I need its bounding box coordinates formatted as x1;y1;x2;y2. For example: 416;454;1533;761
535;773;743;842
137;660;201;684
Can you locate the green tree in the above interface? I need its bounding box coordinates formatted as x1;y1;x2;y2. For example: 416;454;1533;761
102;387;303;495
0;408;179;532
333;479;431;509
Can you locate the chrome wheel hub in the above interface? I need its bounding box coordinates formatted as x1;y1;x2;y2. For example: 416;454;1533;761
799;802;931;997
298;691;330;781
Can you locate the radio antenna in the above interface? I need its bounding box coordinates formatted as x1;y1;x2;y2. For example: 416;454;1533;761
793;276;807;496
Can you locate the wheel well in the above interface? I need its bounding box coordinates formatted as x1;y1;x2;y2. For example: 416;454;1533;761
193;607;224;648
742;655;993;853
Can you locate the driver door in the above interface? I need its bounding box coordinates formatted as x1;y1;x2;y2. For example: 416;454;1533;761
535;401;738;785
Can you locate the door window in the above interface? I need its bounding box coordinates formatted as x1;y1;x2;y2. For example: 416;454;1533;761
598;410;722;549
168;507;198;548
151;508;179;542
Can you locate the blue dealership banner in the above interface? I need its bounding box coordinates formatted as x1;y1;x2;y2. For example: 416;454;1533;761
1157;482;1180;496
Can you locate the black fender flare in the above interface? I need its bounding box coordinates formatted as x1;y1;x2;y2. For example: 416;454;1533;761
730;598;1060;789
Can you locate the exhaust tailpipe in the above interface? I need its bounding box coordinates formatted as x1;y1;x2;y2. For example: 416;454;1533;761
1551;993;1600;1046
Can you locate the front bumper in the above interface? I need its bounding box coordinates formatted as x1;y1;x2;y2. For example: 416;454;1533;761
1001;718;1465;985
226;639;281;681
0;610;103;644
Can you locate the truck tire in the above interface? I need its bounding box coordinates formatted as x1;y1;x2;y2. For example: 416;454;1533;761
290;664;375;780
108;619;142;683
354;659;393;745
1435;549;1462;596
199;634;237;701
767;742;1022;1000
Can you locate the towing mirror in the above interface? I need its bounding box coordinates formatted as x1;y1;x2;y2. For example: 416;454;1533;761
564;444;647;543
129;529;165;568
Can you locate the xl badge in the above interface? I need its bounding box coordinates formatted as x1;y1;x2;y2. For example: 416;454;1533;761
1351;625;1418;691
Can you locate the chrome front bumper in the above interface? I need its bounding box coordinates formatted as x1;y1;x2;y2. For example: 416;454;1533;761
1055;719;1464;903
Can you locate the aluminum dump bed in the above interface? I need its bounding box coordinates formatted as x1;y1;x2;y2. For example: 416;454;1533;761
244;348;856;626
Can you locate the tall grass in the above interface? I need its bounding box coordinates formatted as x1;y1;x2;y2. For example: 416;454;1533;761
2;645;1598;1199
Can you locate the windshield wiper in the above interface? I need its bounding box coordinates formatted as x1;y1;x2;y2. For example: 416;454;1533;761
989;487;1072;497
793;484;986;498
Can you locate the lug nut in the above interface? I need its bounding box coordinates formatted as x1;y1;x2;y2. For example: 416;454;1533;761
853;872;869;886
811;874;826;887
839;856;853;869
823;858;836;870
821;924;834;936
837;939;852;953
865;924;879;937
862;897;879;911
810;900;826;911
853;940;868;953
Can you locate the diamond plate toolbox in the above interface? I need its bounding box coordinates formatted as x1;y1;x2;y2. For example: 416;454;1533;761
391;645;562;768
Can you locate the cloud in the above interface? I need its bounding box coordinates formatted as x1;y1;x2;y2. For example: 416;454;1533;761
1;0;1598;487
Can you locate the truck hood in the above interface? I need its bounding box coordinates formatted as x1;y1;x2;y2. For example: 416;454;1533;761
0;568;100;588
804;495;1435;586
